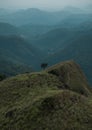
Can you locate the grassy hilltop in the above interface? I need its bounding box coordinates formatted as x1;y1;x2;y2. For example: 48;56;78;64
0;60;92;130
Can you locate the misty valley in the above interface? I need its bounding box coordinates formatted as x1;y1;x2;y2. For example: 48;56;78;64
0;6;92;130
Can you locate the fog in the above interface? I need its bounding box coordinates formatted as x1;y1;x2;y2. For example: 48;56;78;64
0;0;92;10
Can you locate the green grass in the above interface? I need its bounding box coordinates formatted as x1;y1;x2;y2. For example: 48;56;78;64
0;61;92;130
47;60;91;96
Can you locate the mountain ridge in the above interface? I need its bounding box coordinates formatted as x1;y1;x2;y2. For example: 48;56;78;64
0;60;92;130
0;35;44;76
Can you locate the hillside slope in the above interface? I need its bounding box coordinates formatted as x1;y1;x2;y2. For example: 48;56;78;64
0;60;32;76
32;28;77;52
0;61;92;130
49;33;92;85
0;22;19;35
31;22;92;53
0;35;43;75
47;60;91;95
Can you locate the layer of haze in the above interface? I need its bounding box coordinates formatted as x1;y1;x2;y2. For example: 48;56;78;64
0;0;92;10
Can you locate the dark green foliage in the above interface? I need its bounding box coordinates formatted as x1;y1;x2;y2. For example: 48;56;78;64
41;63;48;70
0;74;6;81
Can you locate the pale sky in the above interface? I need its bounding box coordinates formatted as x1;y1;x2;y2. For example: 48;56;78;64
0;0;92;10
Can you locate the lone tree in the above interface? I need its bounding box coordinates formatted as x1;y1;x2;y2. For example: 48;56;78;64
0;74;6;81
41;63;48;70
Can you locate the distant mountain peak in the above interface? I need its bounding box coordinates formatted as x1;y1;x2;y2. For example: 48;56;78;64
26;8;42;12
63;6;83;13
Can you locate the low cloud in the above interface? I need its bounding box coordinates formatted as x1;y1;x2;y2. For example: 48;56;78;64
0;0;92;9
